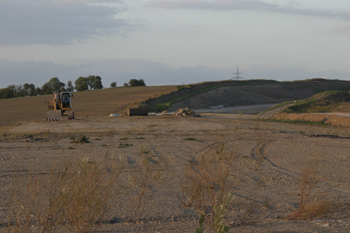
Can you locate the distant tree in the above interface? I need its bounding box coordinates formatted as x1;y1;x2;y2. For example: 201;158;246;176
124;83;129;87
66;80;74;92
0;85;15;99
92;76;103;90
128;79;138;87
41;77;65;94
14;85;26;98
138;79;146;86
41;83;51;95
129;79;146;87
110;82;117;88
86;75;103;90
35;87;42;96
23;83;36;96
75;76;89;92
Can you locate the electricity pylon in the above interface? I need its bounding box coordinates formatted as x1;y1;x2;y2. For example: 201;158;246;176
233;66;243;80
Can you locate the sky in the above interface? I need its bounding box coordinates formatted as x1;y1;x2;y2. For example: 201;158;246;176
0;0;350;88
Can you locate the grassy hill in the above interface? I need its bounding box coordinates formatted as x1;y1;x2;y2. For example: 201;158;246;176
0;85;176;127
282;90;350;113
144;79;350;111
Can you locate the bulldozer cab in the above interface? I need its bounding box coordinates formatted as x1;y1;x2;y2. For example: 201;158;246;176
61;92;71;110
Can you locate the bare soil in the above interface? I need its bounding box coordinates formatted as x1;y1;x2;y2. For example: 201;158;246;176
1;114;350;232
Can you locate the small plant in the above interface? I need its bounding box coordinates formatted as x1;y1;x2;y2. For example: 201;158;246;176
126;154;163;222
184;137;196;141
140;147;150;154
177;143;236;231
70;134;90;144
134;137;145;140
118;143;133;148
286;161;336;220
120;137;128;140
195;214;205;233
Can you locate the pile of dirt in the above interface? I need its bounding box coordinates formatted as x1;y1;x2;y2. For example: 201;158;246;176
271;113;350;128
174;108;200;117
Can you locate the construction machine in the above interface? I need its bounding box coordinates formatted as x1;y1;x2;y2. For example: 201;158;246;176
46;92;74;121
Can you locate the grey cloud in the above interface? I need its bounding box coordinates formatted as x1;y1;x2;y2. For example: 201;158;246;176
0;0;130;45
148;0;350;21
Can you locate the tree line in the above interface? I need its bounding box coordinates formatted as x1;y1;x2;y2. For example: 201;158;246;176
0;76;146;100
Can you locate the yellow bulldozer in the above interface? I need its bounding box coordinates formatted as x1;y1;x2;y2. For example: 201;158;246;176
46;92;74;121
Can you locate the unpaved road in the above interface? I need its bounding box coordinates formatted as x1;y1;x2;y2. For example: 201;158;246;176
1;114;350;232
194;103;277;114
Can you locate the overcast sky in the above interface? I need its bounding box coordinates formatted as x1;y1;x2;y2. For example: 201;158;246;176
1;0;350;88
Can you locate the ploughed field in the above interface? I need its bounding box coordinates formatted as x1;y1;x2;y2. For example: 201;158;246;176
0;85;176;127
0;114;350;232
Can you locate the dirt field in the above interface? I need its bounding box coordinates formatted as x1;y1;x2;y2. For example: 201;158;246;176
1;113;350;232
0;85;176;127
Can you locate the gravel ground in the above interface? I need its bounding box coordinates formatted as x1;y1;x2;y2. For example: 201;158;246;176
1;114;350;232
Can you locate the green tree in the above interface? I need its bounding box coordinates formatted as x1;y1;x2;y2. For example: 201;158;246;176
110;82;117;88
93;76;103;89
129;79;138;87
23;83;36;96
75;77;89;92
35;87;42;96
129;79;146;87
86;75;103;90
41;77;65;94
66;80;74;92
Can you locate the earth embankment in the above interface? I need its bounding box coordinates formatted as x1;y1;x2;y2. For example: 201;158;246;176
144;79;350;111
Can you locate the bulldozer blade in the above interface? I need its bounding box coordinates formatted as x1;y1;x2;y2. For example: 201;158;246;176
46;110;62;121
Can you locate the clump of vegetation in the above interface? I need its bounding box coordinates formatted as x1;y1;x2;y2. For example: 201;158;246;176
286;161;337;220
184;137;197;141
178;143;236;232
125;153;164;222
70;134;90;144
118;143;133;148
7;156;124;232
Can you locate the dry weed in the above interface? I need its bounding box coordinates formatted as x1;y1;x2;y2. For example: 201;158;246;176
178;142;236;232
6;155;124;232
125;153;163;223
287;161;337;220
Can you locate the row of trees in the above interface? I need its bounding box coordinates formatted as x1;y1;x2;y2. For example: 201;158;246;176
0;76;146;100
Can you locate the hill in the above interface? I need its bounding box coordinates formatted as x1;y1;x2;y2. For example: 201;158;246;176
0;85;176;127
144;79;350;111
281;90;350;113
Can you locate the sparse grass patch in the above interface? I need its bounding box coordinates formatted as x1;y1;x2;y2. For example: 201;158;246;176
118;143;133;148
177;143;236;232
6;156;124;232
70;134;90;144
286;161;338;220
125;153;164;222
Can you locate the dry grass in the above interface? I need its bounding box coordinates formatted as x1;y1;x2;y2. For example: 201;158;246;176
177;142;237;232
286;161;338;220
6;155;124;233
125;153;164;223
0;85;176;127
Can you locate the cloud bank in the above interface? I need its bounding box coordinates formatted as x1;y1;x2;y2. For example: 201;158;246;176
0;0;130;45
148;0;350;21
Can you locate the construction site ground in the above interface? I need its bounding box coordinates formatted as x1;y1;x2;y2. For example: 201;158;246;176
1;112;350;232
